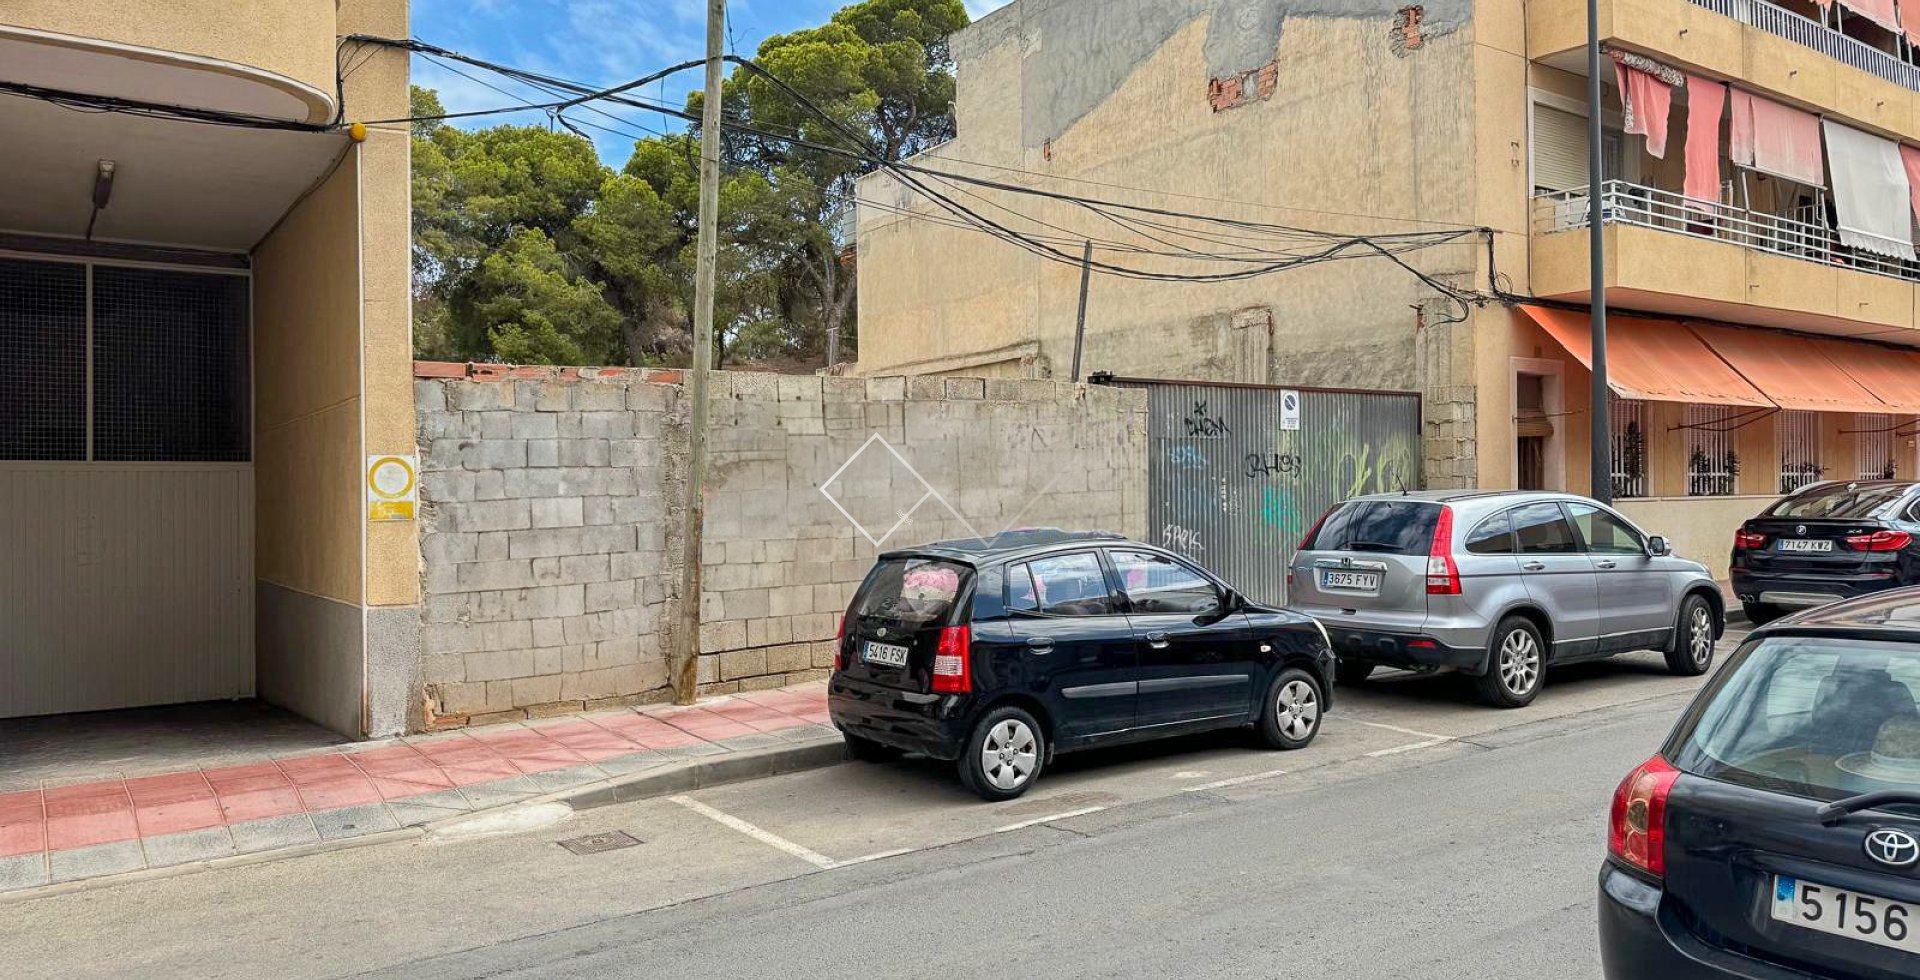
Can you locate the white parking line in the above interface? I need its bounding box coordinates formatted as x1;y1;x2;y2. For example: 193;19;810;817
993;805;1108;834
1352;719;1452;741
669;795;837;869
1365;737;1454;758
1180;768;1291;793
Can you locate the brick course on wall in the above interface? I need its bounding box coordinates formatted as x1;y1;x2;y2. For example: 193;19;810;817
413;364;1149;729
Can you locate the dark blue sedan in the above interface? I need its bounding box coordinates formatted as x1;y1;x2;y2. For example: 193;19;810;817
1600;588;1920;979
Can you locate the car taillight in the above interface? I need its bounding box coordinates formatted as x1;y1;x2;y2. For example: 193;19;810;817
1734;530;1768;550
833;615;847;672
931;625;972;694
1847;530;1913;552
1426;505;1461;595
1609;755;1682;878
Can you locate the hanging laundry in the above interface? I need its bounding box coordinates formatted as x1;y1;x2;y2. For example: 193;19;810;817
1683;76;1727;210
1730;91;1825;187
1614;62;1674;159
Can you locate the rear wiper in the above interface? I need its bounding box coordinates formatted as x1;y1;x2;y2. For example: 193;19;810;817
1817;790;1920;826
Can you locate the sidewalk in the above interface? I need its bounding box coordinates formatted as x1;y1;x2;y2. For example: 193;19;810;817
0;683;834;895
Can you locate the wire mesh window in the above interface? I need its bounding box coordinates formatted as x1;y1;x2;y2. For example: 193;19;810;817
1777;410;1825;494
1858;414;1898;481
0;258;248;464
1686;404;1741;497
1610;396;1649;499
0;259;87;460
93;267;250;462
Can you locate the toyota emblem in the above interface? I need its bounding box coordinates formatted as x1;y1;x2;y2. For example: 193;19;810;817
1865;829;1920;869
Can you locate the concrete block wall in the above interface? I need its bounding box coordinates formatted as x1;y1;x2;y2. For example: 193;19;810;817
413;363;1149;728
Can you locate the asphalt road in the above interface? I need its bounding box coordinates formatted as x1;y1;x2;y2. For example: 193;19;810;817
1;644;1741;979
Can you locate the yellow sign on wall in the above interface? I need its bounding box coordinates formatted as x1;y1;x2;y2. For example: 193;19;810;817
367;455;418;522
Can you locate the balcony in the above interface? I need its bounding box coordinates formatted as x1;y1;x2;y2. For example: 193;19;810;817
1529;181;1920;340
1689;0;1920;92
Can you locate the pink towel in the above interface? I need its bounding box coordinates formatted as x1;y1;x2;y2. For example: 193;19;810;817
1901;144;1920;223
1844;0;1902;33
1731;91;1826;187
1683;76;1727;210
1900;0;1920;44
1614;62;1673;159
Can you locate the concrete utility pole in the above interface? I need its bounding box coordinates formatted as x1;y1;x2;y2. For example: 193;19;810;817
672;0;726;706
1070;241;1093;383
1586;0;1613;504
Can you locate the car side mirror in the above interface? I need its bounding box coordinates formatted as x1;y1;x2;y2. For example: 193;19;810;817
1647;536;1672;557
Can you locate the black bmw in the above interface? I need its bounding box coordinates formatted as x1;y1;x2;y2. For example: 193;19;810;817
1600;588;1920;979
827;529;1336;800
1732;481;1920;626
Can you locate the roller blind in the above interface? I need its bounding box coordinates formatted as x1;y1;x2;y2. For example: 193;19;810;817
1533;105;1590;192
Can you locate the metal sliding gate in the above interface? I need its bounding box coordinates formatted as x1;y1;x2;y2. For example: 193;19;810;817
1108;379;1423;606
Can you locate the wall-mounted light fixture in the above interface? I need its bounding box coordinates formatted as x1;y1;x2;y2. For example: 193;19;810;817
86;159;116;240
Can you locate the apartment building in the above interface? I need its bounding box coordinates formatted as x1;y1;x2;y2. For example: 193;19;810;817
854;0;1920;575
0;2;417;735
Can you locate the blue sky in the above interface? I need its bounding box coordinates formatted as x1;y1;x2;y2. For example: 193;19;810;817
410;0;1011;164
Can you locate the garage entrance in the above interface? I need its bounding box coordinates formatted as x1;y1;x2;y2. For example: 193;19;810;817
0;255;254;718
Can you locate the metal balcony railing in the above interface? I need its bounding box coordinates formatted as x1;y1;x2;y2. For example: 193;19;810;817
1532;180;1920;284
1687;0;1920;91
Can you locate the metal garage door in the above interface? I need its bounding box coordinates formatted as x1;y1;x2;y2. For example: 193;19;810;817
0;256;253;718
1106;379;1422;606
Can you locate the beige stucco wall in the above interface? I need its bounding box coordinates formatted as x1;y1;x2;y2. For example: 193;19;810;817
1618;496;1770;579
1;0;338;120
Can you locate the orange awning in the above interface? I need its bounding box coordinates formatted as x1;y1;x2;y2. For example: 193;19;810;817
1520;306;1775;408
1798;336;1920;414
1685;323;1899;415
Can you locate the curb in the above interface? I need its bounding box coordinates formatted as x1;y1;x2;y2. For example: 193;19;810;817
0;735;850;905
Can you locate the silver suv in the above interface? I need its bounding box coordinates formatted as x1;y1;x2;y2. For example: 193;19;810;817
1288;491;1724;707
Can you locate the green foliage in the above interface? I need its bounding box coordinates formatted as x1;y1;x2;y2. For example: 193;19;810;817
408;0;968;369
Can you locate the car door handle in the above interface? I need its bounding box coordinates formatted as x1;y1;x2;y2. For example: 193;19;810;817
1596;560;1618;570
1145;631;1170;649
1026;636;1055;653
1522;561;1547;572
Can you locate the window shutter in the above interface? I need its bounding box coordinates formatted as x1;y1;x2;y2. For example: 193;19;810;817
1532;105;1590;193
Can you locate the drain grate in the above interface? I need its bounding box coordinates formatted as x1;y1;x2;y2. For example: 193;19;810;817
557;830;643;855
995;791;1120;818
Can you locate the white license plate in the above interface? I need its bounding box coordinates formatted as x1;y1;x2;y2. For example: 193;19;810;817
1778;539;1835;553
1771;875;1920;955
863;641;910;668
1320;570;1382;592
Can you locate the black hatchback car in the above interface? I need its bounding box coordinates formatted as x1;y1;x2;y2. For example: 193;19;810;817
1599;588;1920;979
828;529;1336;800
1732;481;1920;625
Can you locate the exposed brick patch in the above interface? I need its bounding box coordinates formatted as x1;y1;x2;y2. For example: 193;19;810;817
413;361;681;385
1391;6;1426;55
1208;61;1279;113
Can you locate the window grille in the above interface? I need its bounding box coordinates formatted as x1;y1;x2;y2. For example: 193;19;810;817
1858;414;1898;480
1778;410;1824;493
1610;396;1649;499
0;259;87;461
0;258;248;464
1687;405;1741;496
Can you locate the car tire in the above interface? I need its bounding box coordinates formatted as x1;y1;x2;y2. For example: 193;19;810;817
844;732;902;763
1474;617;1545;709
1335;659;1375;686
1665;595;1717;677
957;706;1046;802
1742;601;1784;626
1257;667;1325;750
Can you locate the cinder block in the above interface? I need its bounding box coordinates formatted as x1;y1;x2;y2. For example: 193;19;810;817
810;641;837;669
720;648;768;680
768;585;811;618
510;414;559;439
574;384;627;411
448;383;515;412
533;618;565;648
534;382;572;412
466;648;537;683
559;439;611;467
867;377;907;401
630;383;675;413
526;440;559;467
421;531;477;566
416;380;448;413
697;654;720;685
579;412;635;439
765;643;812;673
586;579;638;613
945;378;987;400
467;440;527;471
530;497;585;529
508;525;636;560
474;470;507;501
456;499;531;533
510;674;564;707
737;674;788;692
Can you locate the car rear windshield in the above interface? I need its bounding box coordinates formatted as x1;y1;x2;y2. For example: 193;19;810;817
1765;484;1911;520
1671;635;1920;812
852;558;972;626
1303;500;1439;555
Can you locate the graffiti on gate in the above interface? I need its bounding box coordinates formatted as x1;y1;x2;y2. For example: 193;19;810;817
1258;486;1302;538
1182;401;1232;439
1161;523;1206;555
1168;444;1210;470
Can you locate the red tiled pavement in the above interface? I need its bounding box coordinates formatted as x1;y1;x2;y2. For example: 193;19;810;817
1;683;832;862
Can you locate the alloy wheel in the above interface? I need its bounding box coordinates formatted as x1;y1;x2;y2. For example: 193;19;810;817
1275;679;1320;742
1498;628;1541;696
1689;606;1714;666
980;719;1038;791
